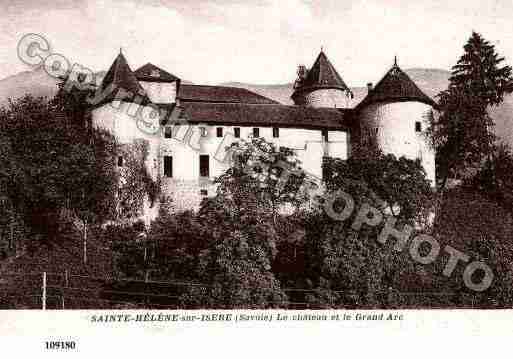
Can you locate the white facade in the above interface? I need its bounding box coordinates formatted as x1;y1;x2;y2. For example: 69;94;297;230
92;52;436;220
92;100;350;215
358;100;436;184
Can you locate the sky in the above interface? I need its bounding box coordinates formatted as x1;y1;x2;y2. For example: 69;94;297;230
1;0;513;85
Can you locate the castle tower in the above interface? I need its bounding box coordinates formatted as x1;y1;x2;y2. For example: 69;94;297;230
291;50;352;108
95;51;150;108
356;58;436;185
91;52;163;224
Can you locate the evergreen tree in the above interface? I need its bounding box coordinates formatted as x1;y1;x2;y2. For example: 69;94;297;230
450;32;513;105
429;32;513;186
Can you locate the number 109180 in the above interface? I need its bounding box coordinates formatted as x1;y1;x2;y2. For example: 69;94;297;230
45;341;76;350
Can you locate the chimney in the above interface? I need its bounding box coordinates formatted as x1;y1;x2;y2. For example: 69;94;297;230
297;65;307;79
367;82;373;93
294;65;308;89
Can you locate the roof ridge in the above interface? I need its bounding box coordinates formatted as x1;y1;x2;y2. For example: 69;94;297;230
179;101;347;111
356;62;435;109
93;52;151;108
291;50;349;99
134;63;180;82
183;84;256;89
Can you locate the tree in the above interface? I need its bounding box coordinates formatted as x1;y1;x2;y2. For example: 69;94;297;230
216;137;310;220
428;32;513;186
178;138;301;308
179;222;288;309
0;94;118;248
323;154;433;224
0;135;25;255
450;32;513;106
174;195;288;308
142;209;210;282
466;142;513;213
299;175;423;308
431;188;513;307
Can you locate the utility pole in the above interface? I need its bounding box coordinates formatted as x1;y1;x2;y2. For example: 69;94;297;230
62;270;69;310
9;209;14;252
83;219;88;265
42;272;47;310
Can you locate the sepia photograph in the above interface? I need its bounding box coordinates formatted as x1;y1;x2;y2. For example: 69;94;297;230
0;0;512;356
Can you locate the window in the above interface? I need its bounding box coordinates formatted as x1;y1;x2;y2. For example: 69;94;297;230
200;127;208;137
200;189;208;196
117;156;123;167
164;156;173;177
164;126;173;138
273;127;280;138
216;127;223;137
200;155;210;177
253;128;260;138
415;121;422;132
234;127;241;138
322;129;328;142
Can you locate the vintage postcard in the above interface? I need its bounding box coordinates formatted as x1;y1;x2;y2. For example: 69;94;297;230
0;0;512;357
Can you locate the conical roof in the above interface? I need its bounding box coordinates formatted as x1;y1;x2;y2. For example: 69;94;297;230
94;52;149;107
134;63;180;83
292;50;349;98
357;59;435;109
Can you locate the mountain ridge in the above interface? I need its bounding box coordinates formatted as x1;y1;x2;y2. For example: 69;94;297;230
0;67;511;145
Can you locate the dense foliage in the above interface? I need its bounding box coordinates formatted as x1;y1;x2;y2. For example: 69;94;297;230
0;94;118;250
323;154;433;224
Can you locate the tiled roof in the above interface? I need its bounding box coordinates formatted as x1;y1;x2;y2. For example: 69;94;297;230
169;102;351;130
356;61;435;109
178;84;279;104
134;63;180;83
292;51;350;99
94;52;150;107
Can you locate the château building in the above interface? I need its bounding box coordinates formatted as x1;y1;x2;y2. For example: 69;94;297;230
90;50;436;221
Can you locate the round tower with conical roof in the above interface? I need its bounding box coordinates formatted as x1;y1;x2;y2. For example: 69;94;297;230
90;51;180;224
291;50;353;108
356;58;436;185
